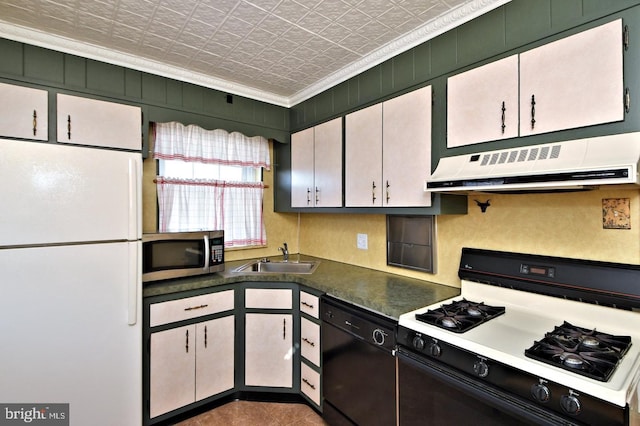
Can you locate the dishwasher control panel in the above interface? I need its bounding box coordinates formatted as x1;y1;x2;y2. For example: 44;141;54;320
321;295;396;352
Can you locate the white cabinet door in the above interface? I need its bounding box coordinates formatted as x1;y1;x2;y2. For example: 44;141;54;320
291;127;315;207
57;93;141;150
300;317;320;367
447;55;519;147
345;103;383;207
195;316;235;401
245;313;293;388
519;19;623;136
150;324;196;418
382;86;433;207
313;117;343;207
0;82;48;140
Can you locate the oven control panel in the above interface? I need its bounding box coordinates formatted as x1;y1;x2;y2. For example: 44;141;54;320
520;263;555;278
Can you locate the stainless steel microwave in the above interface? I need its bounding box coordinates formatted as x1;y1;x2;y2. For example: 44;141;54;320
142;230;224;282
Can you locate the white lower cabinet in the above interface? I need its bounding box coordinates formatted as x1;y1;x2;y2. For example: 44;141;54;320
149;316;234;418
245;313;293;387
300;362;321;406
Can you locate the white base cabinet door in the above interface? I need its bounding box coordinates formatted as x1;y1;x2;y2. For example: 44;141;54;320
245;313;293;388
150;324;196;418
0;82;48;140
195;316;235;401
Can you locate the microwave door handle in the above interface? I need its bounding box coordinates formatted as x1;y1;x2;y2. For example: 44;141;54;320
203;235;210;271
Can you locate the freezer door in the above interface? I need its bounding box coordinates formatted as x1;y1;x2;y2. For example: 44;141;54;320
0;139;141;246
0;242;142;426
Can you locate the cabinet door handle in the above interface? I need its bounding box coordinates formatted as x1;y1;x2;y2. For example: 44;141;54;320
306;188;311;205
185;329;189;353
372;181;377;204
302;378;316;390
501;101;506;134
283;318;286;340
67;114;71;139
530;95;536;129
204;325;208;349
315;187;319;205
386;180;390;204
302;337;315;347
32;110;37;136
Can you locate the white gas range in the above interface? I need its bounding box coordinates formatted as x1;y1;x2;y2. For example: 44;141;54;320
397;248;640;425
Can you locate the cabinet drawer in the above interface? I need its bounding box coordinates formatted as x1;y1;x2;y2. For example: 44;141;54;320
245;288;292;309
150;290;234;327
300;363;321;407
300;291;319;318
301;317;320;367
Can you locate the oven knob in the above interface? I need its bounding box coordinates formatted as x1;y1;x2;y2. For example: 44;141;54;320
372;329;386;346
473;360;489;378
531;383;551;403
560;394;581;416
412;336;426;350
427;341;441;357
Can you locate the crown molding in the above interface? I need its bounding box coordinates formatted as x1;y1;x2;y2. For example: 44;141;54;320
0;0;509;108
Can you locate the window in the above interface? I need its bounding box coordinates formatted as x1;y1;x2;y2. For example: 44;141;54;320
153;122;270;248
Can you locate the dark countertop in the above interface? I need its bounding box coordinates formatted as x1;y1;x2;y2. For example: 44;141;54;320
143;255;460;319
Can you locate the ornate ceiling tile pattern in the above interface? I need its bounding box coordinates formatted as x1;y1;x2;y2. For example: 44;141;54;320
0;0;509;106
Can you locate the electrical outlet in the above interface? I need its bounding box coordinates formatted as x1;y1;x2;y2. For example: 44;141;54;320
357;233;368;250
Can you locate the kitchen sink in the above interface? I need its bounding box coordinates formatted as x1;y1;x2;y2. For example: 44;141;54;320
232;259;320;274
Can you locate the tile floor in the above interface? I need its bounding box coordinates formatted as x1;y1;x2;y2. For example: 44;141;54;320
174;401;329;426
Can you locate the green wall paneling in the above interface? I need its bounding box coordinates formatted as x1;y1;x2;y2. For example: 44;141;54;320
391;49;416;91
504;1;552;50
457;7;506;65
141;73;167;104
414;42;432;83
182;83;204;111
549;0;585;30
125;69;142;100
429;30;458;80
165;79;183;107
357;65;382;105
63;54;87;89
314;89;334;121
0;38;23;76
331;81;351;115
86;59;125;96
24;45;64;84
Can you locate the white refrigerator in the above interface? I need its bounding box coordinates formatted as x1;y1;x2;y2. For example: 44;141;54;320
0;138;142;425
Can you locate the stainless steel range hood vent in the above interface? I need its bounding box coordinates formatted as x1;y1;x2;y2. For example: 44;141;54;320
425;133;640;193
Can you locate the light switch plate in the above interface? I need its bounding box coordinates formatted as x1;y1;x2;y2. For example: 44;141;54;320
357;233;368;250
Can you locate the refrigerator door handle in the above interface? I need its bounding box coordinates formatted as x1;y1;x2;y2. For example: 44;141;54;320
128;242;139;326
128;157;141;240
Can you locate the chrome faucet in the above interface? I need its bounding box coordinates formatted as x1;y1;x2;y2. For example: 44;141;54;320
278;242;289;262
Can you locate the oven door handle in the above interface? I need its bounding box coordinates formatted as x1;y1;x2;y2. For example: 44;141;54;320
397;349;579;426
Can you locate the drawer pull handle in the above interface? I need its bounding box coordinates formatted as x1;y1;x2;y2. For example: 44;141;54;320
302;378;316;390
184;304;208;311
301;301;314;309
185;329;189;353
204;325;208;349
67;115;72;139
33;110;37;136
283;318;287;340
302;337;315;347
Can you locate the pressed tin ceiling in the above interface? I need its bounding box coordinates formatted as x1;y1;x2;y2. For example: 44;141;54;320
0;0;509;107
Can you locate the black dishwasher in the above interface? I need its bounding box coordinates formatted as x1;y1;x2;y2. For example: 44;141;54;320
321;296;397;426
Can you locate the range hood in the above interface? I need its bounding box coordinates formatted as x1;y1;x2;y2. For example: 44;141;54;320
425;133;640;193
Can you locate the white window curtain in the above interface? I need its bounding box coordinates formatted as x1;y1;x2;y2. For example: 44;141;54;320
153;122;269;247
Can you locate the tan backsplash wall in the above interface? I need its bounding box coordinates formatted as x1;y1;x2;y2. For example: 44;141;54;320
298;189;640;288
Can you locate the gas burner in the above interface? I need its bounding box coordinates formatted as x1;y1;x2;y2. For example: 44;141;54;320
415;299;505;333
525;321;632;382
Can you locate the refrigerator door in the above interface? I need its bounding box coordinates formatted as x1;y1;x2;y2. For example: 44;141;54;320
0;138;141;247
0;242;142;426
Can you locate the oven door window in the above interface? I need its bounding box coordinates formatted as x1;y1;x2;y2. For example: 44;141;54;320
398;351;579;426
143;240;206;273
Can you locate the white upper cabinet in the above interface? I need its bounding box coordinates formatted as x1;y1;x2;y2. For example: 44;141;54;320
57;93;141;150
291;117;342;208
382;86;433;207
346;86;432;207
447;55;519;148
446;19;624;147
345;103;383;207
519;19;623;136
0;82;48;141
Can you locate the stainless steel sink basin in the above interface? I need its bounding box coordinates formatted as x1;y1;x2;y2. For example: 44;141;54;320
232;259;320;274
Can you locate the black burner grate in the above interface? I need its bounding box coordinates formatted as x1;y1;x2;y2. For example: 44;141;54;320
524;321;632;382
415;298;506;333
